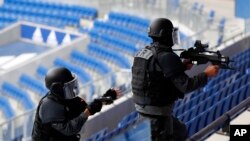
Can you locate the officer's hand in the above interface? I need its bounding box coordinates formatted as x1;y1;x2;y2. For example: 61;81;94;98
182;59;193;70
204;65;220;77
103;88;122;100
87;99;102;115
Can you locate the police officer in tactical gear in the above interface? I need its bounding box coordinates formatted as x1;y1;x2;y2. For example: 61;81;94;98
32;67;119;141
132;18;220;141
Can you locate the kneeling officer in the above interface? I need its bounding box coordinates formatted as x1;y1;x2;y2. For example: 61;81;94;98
32;67;119;141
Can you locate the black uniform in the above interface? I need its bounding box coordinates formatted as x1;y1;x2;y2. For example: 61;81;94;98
32;93;88;141
132;18;208;141
32;67;104;141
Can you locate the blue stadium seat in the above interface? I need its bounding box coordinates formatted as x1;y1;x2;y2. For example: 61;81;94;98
218;17;226;32
197;110;209;131
92;32;138;55
70;50;111;75
118;111;139;128
36;65;48;79
197;101;206;115
87;43;131;69
0;96;15;118
186;114;202;136
108;12;150;32
203;106;216;127
2;0;97;28
97;117;151;141
1;82;34;110
19;74;47;96
208;10;215;23
125;120;151;141
86;128;108;141
214;101;224;120
92;20;152;45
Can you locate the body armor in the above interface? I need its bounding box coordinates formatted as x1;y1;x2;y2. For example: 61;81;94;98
132;46;184;107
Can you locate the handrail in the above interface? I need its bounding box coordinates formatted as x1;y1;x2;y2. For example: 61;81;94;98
189;97;250;141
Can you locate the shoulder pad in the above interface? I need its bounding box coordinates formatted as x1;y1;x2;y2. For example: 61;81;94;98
135;48;153;59
39;97;66;124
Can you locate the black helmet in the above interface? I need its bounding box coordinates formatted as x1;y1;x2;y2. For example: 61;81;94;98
45;67;79;99
148;18;179;46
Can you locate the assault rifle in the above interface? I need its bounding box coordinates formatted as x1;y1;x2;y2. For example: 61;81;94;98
176;40;234;70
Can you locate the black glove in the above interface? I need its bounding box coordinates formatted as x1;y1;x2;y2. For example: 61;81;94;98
103;88;117;100
87;99;102;115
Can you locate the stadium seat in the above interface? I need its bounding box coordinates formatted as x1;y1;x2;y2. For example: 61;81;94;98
92;20;151;45
0;96;15;118
19;74;47;96
125;120;151;141
70;50;111;75
108;12;150;32
36;65;48;79
87;43;131;69
90;32;138;55
1;82;34;110
86;128;108;141
186;114;202;136
91;111;150;141
118;111;139;128
0;0;97;29
208;10;215;23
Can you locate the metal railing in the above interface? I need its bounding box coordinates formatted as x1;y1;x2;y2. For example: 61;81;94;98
189;97;250;141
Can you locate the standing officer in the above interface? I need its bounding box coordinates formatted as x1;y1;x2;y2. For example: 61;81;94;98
32;67;119;141
132;18;220;141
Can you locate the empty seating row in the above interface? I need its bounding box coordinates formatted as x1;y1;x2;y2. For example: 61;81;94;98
70;50;111;75
87;43;131;69
180;82;249;124
93;20;151;44
19;74;47;96
1;82;34;110
0;0;97;29
89;29;138;55
0;14;17;29
175;72;250;116
108;12;150;32
5;0;97;19
186;83;249;136
0;7;79;28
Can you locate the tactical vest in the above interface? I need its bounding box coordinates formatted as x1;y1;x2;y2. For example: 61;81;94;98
132;46;181;107
32;94;83;141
